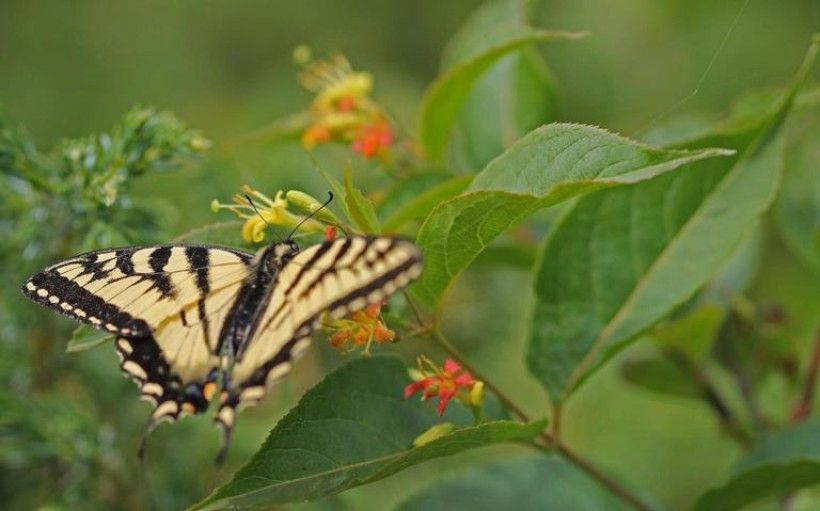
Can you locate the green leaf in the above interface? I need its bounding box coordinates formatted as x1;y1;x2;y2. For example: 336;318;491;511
67;325;113;353
396;454;631;511
382;175;472;232
473;242;537;269
695;419;820;511
317;167;353;226
343;165;381;234
418;29;584;163
377;172;452;219
650;306;725;361
620;356;700;398
526;37;819;403
412;123;733;307
774;104;820;273
172;221;247;248
192;357;545;511
444;0;559;169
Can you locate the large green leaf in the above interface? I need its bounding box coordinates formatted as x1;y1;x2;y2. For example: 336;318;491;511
418;27;583;163
382;175;472;232
192;357;545;510
377;172;452;219
774;101;820;274
411;123;733;307
526;37;819;403
695;419;820;511
443;0;558;170
396;454;630;511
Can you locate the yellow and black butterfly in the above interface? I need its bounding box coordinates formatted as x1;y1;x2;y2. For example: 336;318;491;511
21;205;422;461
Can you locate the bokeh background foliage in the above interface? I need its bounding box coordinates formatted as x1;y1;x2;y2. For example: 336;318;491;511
1;0;819;510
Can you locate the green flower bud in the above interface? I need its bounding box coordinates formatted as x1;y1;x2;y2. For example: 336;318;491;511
286;190;340;226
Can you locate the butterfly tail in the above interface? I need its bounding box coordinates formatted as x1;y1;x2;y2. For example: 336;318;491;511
214;398;238;465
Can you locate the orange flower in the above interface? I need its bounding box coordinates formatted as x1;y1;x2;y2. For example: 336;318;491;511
301;123;332;149
336;96;357;113
351;121;393;159
404;357;482;416
325;303;395;353
295;51;394;159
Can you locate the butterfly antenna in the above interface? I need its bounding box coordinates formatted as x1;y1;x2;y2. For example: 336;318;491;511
245;194;284;244
287;191;333;240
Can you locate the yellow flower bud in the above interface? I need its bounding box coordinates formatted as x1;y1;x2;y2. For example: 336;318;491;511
469;381;485;409
412;422;455;448
292;45;312;65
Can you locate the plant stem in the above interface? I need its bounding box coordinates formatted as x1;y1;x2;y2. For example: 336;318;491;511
553;441;654;511
791;329;820;422
551;403;563;441
422;316;653;511
429;326;532;422
666;349;752;447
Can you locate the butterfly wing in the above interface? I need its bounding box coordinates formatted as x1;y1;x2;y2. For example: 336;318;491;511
215;236;422;431
22;245;254;428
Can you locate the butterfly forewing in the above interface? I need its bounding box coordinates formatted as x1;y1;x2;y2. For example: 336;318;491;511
221;236;422;418
22;245;253;336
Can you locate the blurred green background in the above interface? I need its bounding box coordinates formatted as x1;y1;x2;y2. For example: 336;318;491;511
1;1;818;510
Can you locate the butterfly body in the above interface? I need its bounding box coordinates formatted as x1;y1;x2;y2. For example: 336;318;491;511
21;235;422;460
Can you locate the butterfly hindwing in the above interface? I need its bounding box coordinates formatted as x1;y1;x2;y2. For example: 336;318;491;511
215;236;422;431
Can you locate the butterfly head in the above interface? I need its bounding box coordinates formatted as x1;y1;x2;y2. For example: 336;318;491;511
264;239;300;269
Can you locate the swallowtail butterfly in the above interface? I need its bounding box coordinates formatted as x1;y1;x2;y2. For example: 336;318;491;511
22;230;422;461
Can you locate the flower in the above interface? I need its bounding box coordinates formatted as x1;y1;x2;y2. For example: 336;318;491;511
296;51;393;159
211;185;323;243
404;357;483;417
324;303;395;354
352;121;392;159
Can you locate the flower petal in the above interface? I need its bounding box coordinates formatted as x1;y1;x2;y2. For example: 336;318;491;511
443;358;461;375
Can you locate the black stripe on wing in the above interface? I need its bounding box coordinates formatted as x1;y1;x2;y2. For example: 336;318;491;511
21;245;254;337
23;270;151;336
115;335;217;423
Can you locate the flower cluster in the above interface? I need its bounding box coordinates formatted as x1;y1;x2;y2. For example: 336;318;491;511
210;185;325;243
297;51;393;159
404;357;484;417
323;303;395;354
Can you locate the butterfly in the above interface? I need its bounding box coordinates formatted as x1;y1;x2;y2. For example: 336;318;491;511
21;224;422;461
